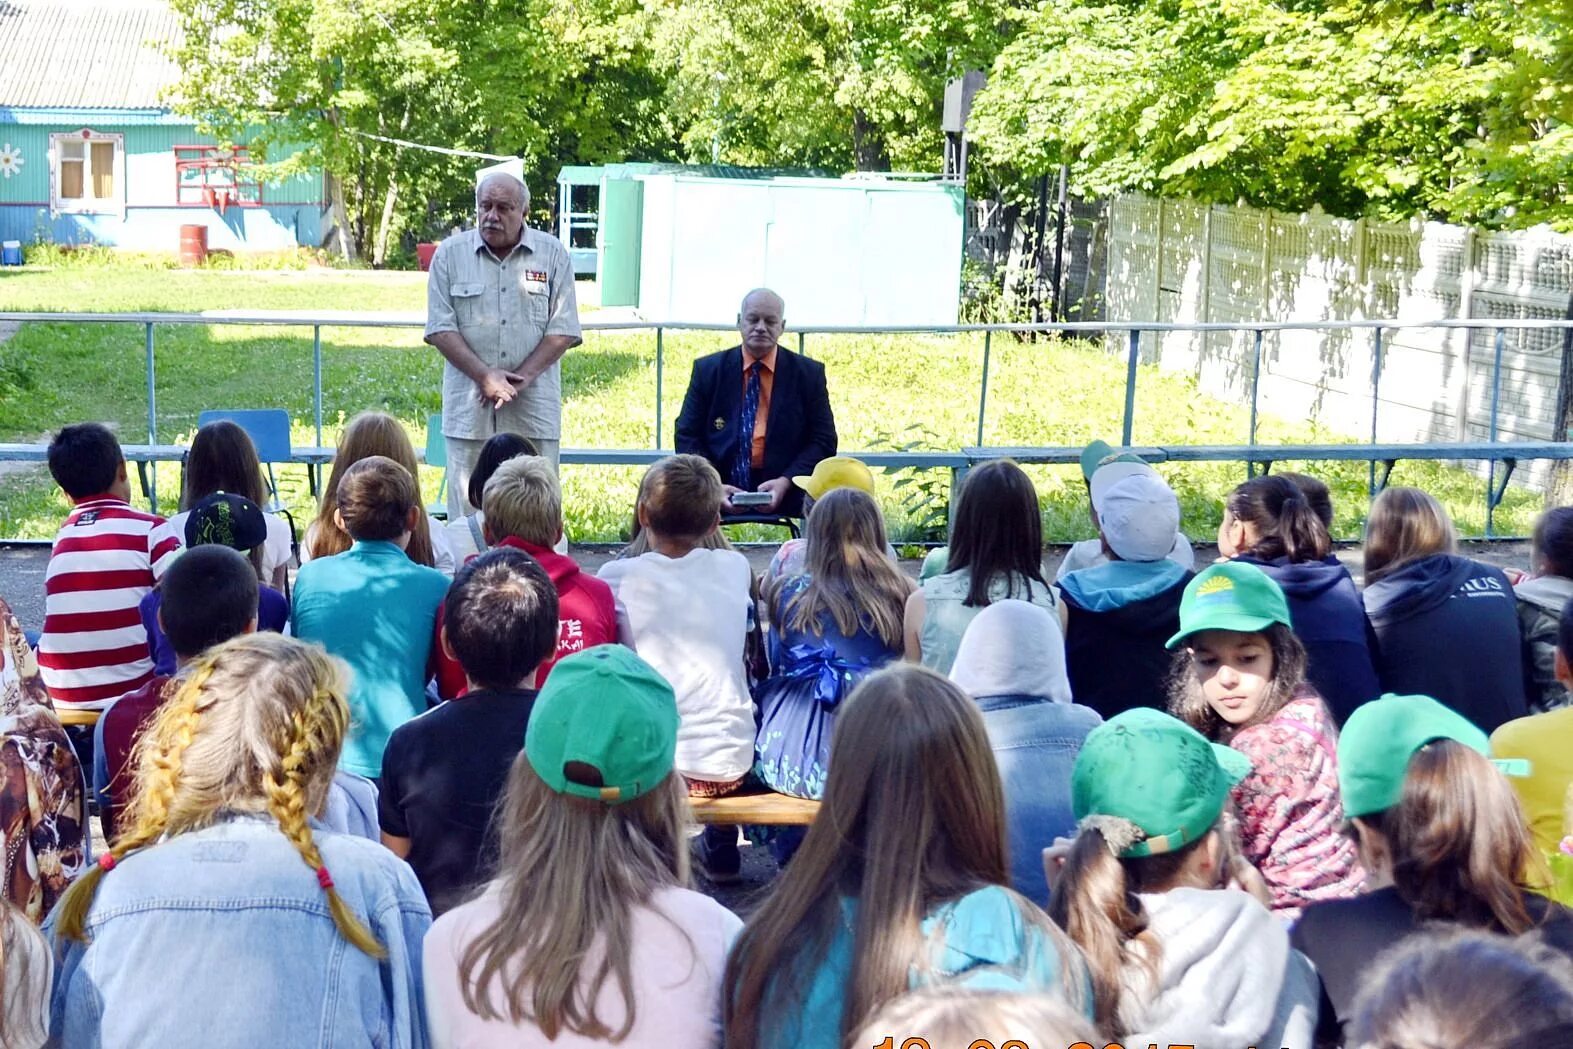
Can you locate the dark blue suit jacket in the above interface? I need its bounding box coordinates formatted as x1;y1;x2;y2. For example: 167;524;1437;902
674;345;837;513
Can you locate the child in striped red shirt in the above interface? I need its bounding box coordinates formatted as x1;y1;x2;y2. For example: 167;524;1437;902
38;424;180;709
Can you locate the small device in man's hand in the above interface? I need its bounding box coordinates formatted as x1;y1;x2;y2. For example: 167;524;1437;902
730;491;774;508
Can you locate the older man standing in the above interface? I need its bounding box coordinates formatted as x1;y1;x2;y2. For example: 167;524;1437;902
675;288;837;517
424;172;582;521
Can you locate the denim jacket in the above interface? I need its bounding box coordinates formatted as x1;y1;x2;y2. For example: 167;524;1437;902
45;814;432;1049
977;695;1102;906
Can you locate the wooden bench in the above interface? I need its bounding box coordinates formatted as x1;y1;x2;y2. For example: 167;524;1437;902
688;789;820;826
55;707;102;729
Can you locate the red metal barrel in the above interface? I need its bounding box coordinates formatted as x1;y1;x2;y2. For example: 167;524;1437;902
178;224;208;267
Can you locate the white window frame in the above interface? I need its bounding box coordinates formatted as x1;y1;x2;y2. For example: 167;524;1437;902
50;129;125;216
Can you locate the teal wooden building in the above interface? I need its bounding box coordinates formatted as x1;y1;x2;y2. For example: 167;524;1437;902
0;1;326;253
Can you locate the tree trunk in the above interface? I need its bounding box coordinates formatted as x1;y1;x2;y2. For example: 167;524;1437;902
850;109;890;171
372;176;399;268
1546;290;1573;506
327;174;356;261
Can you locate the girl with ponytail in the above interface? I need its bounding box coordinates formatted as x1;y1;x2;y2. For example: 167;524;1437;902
46;633;431;1048
1293;693;1573;1046
1217;473;1379;723
1048;707;1318;1047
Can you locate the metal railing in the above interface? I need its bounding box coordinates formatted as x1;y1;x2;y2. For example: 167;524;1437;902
2;311;1572;534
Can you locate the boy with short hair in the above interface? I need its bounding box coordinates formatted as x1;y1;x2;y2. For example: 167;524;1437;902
597;454;756;879
95;544;259;840
379;547;559;914
1055;440;1194;580
140;492;290;676
1058;466;1194;718
432;455;616;697
39;423;181;709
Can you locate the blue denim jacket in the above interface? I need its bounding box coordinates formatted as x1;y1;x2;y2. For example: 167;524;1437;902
977;695;1102;907
45;814;432;1048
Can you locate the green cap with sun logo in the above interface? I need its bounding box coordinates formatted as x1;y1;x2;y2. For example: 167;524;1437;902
1166;561;1293;649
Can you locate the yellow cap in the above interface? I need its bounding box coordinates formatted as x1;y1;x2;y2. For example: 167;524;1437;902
792;456;877;500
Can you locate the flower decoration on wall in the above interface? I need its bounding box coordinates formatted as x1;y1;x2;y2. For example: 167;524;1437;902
0;144;22;178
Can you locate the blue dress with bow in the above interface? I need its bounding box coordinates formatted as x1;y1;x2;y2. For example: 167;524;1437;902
755;576;902;799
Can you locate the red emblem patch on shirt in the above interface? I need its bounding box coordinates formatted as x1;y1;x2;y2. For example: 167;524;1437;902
525;270;548;284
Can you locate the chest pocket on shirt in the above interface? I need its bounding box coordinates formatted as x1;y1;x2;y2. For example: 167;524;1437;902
520;274;550;323
449;281;489;326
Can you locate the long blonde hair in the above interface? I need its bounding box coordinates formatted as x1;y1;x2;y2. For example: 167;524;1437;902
723;665;1086;1049
456;756;692;1040
309;412;437;566
773;488;912;647
52;633;383;958
0;899;43;1049
1364;486;1457;584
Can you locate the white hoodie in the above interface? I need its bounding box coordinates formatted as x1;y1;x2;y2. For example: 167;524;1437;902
1118;888;1318;1049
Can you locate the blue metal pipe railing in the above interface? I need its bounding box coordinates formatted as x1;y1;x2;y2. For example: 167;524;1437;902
6;312;1573;530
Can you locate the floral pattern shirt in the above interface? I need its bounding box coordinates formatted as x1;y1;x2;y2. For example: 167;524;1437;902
1227;690;1366;922
0;597;87;922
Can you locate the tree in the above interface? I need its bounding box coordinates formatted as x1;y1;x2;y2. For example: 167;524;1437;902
649;0;1014;171
166;0;680;262
968;0;1573;230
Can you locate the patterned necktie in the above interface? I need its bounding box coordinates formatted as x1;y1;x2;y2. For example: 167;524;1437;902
734;361;763;489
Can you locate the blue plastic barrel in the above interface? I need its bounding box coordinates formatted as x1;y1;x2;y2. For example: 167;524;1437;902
0;240;21;266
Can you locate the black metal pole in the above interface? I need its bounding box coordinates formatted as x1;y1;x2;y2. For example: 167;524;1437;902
1049;164;1069;322
1031;173;1049;325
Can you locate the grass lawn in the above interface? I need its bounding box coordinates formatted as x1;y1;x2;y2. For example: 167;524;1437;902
0;265;1543;544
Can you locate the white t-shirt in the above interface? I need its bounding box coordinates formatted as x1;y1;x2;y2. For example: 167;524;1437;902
168;508;294;582
597;549;755;781
424;884;740;1049
300;516;457;575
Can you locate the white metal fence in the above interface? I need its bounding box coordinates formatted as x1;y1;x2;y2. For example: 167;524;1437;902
1106;195;1573;485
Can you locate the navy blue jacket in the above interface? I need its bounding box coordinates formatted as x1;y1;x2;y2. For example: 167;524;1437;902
674;345;837;515
1238;554;1382;725
1363;553;1528;733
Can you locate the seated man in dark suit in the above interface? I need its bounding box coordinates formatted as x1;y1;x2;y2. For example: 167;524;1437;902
675;288;837;517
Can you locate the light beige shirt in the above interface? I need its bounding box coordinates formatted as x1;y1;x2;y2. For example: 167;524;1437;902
425;226;582;440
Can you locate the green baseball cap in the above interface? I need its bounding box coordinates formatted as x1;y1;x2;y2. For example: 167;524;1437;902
524;646;680;805
1072;707;1252;858
1166;561;1292;649
1079;439;1147;482
1338;693;1530;819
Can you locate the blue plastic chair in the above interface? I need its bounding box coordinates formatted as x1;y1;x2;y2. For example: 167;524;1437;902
195;408;298;559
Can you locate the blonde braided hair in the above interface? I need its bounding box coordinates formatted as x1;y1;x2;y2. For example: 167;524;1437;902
264;697;383;957
53;634;383;956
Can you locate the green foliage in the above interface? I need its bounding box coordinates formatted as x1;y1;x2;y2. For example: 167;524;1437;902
166;0;682;262
160;0;1571;239
869;425;952;543
970;0;1573;229
650;0;1011;170
10;244;348;271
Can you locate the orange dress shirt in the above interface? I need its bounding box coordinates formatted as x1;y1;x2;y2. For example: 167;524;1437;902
742;347;776;470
